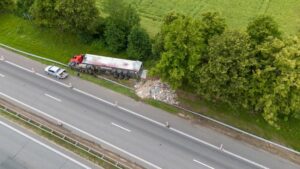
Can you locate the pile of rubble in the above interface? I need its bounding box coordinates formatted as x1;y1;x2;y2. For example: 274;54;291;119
135;80;178;105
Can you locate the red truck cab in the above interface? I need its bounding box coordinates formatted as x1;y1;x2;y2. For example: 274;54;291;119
69;54;84;64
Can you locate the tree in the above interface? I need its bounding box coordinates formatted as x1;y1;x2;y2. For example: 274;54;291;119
249;37;300;127
247;15;281;44
16;0;34;17
55;0;100;33
104;19;127;52
31;0;100;34
127;26;152;60
103;0;140;52
0;0;15;13
151;14;205;89
152;33;164;59
194;30;254;104
201;12;226;44
30;0;58;27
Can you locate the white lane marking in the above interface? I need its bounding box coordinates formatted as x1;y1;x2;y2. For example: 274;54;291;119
73;88;269;169
3;61;70;88
222;149;269;169
2;61;269;169
111;122;131;132
193;159;215;169
45;93;62;102
5;60;33;73
0;73;5;77
73;88;114;106
73;88;165;127
36;73;71;88
0;120;91;169
0;91;162;169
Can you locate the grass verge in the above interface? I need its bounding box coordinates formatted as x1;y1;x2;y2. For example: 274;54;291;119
0;107;120;169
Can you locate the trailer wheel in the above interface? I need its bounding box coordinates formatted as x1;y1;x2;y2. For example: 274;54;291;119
112;72;117;78
119;73;125;79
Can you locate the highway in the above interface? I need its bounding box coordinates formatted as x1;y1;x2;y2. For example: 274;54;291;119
0;48;299;169
0;118;98;169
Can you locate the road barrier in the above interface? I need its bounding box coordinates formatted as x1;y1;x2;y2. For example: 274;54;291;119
0;104;139;169
1;43;299;157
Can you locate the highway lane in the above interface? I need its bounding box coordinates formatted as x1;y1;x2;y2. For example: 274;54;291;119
0;58;299;169
0;118;97;169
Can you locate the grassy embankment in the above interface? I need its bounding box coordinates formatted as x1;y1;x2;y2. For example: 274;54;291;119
0;14;299;152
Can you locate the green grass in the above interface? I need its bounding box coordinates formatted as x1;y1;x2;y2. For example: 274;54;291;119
178;90;300;151
0;14;126;64
96;0;300;36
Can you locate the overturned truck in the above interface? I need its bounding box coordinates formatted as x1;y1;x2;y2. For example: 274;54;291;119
68;54;146;79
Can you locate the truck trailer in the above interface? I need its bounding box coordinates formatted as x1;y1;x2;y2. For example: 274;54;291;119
68;54;146;79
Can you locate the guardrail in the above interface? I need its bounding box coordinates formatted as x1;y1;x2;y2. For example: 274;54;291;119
1;43;299;157
0;104;135;169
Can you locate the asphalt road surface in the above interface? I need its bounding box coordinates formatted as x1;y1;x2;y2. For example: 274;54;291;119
0;48;299;169
0;118;99;169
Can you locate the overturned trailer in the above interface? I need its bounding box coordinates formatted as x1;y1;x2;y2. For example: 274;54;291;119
68;54;146;79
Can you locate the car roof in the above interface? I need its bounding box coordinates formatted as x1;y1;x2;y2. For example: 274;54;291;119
49;66;60;72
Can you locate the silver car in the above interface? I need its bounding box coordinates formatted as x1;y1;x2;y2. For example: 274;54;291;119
44;66;68;79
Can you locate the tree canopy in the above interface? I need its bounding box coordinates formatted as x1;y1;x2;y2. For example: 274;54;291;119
201;12;226;44
103;0;140;52
195;31;254;104
127;26;152;60
16;0;34;17
0;0;15;13
247;15;281;44
31;0;100;33
152;13;205;89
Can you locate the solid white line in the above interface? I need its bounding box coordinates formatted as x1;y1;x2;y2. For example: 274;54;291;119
2;43;300;157
0;73;4;77
222;149;269;169
73;88;115;106
0;120;91;169
36;73;71;88
170;128;219;149
73;88;269;169
0;91;162;169
5;60;33;73
45;93;62;102
193;159;214;169
3;60;70;88
1;60;269;169
111;122;131;132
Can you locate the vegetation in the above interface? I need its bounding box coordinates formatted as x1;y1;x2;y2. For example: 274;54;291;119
151;13;205;89
152;12;300;128
127;25;152;60
0;0;15;13
16;0;34;17
31;0;100;34
103;0;140;53
101;0;300;36
247;15;282;44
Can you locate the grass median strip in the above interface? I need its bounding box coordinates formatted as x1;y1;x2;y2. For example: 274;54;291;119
0;107;122;169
